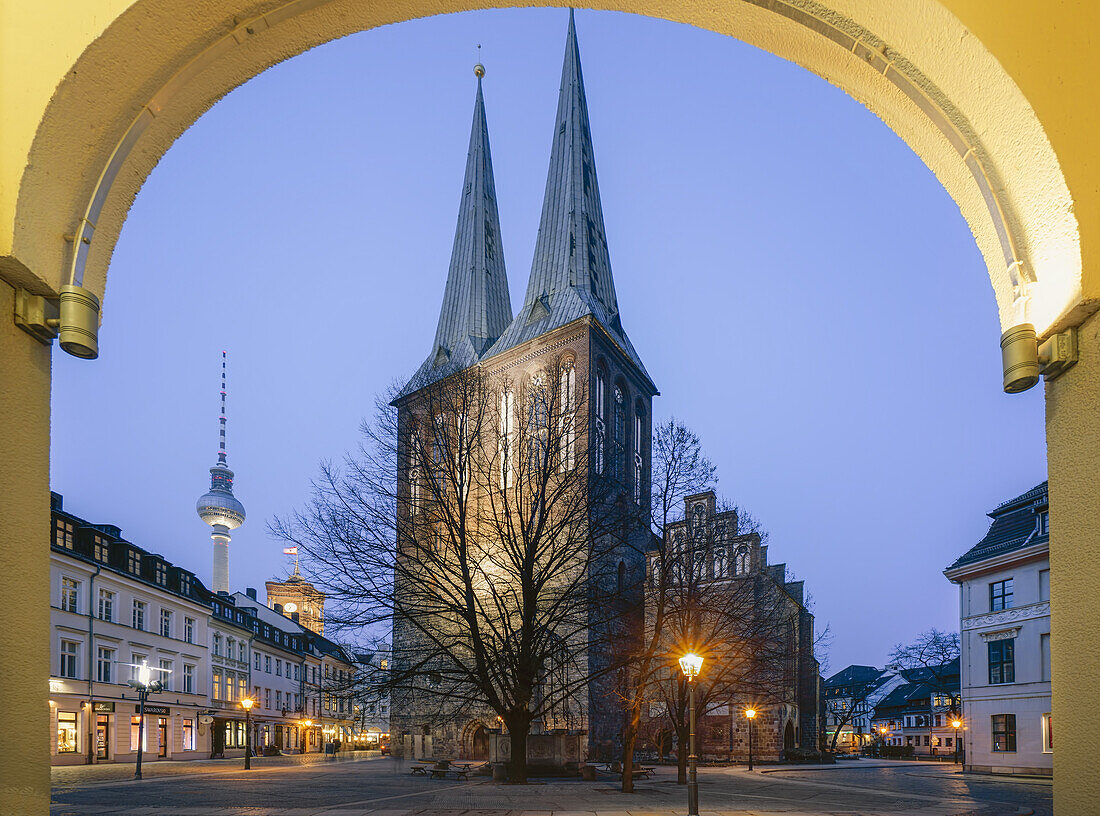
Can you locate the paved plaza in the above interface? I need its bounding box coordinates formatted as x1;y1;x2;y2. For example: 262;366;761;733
49;754;1052;816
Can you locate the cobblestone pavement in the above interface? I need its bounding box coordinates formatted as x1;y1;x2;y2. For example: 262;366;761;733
49;755;1051;816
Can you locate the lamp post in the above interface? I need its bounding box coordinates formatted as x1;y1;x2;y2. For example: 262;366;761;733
744;709;756;772
240;698;255;769
951;718;962;765
126;660;166;780
678;653;703;816
878;725;888;757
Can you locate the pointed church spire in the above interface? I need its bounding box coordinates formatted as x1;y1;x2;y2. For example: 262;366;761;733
486;10;653;388
402;65;512;396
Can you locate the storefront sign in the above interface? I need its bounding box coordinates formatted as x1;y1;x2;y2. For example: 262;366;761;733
142;705;171;716
92;701;115;713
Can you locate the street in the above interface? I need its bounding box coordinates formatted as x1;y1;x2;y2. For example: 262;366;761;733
50;755;1052;816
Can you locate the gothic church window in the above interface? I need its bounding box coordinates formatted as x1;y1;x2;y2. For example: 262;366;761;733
527;374;550;475
499;390;515;489
559;364;576;472
594;368;607;475
734;546;750;575
612;386;625;481
633;406;645;504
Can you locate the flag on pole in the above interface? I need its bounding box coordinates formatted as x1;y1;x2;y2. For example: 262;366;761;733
283;547;298;555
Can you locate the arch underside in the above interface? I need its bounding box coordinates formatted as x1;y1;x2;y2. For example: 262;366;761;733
4;0;1081;339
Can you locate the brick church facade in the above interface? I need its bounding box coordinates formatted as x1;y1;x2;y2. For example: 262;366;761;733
389;12;817;765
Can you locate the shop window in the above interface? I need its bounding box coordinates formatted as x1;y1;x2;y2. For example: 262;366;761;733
57;712;78;753
182;719;195;751
131;716;147;751
1042;713;1053;753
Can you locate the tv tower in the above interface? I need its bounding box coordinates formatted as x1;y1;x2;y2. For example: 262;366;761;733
196;352;246;594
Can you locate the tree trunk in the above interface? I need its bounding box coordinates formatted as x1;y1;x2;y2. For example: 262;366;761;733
621;696;643;793
676;724;688;784
507;719;529;783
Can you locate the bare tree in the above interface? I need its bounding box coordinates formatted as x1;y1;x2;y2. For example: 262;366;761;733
889;629;961;755
618;418;715;791
273;357;634;782
652;501;804;783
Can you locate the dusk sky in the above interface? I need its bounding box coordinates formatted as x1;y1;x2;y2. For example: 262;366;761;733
50;8;1046;674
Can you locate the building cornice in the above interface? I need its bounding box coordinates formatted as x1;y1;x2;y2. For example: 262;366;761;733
943;541;1049;582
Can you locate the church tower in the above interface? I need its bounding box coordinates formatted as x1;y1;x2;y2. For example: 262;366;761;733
482;9;657;755
391;13;656;761
196;351;246;595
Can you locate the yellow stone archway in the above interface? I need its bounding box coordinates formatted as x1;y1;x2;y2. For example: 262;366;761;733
2;2;1097;812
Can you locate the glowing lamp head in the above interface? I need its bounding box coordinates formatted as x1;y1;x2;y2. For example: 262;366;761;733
679;652;704;679
137;660;152;687
745;708;757;719
952;719;962;729
302;720;312;728
240;697;255;711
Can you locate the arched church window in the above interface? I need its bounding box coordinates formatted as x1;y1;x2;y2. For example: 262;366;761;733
527;374;549;474
559;363;576;471
714;547;729;578
734;545;750;575
612;386;625;481
692;504;706;537
594;367;607;475
499;389;514;489
633;405;645;504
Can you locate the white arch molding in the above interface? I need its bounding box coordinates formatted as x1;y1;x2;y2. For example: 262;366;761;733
9;0;1080;341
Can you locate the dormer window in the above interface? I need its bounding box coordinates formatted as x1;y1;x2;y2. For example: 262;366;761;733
155;562;167;586
1037;510;1049;535
54;518;75;550
127;550;141;575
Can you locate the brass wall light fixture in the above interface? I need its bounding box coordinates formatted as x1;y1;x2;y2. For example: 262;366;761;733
13;284;100;359
1000;323;1078;393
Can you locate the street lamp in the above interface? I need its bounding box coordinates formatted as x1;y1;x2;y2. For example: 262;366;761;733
126;660;167;780
744;709;757;772
678;653;703;816
951;717;962;765
240;698;255;770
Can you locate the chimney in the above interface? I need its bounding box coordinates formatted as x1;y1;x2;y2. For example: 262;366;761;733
246;587;257;600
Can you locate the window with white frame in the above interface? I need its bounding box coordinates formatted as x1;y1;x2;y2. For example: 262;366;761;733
60;576;80;613
97;646;114;683
159;659;173;691
212;633;221;656
183;663;195;694
184;616;194;644
132;600;146;631
59;639;80;678
130;652;146;682
160;608;172;638
254;652;261;670
98;588;114;622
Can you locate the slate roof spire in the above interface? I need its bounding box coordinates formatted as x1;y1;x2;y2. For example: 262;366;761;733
486;9;653;390
402;67;512;394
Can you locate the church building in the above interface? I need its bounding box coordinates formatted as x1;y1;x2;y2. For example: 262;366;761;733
389;12;656;763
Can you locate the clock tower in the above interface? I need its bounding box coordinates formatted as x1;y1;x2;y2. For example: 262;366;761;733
266;571;325;635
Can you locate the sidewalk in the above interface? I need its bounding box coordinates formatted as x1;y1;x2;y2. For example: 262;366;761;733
51;750;375;789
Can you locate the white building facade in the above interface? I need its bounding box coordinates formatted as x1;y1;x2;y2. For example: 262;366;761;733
50;493;212;765
945;482;1052;776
